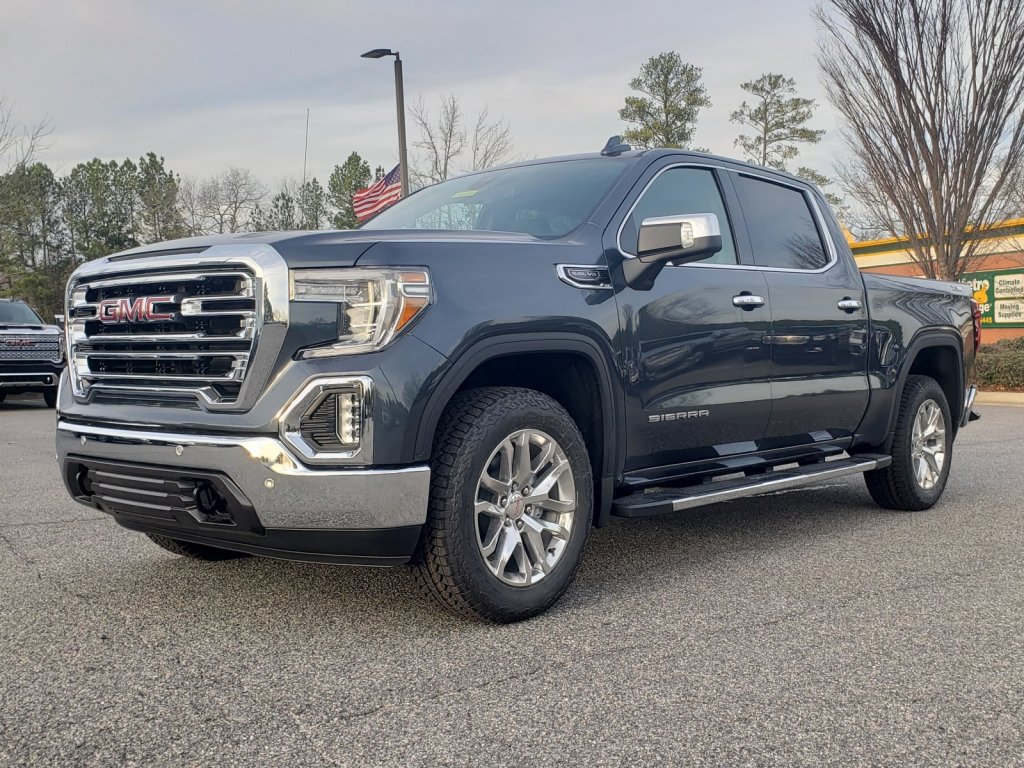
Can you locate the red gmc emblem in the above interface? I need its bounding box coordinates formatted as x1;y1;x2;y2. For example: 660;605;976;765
97;295;177;323
3;339;35;347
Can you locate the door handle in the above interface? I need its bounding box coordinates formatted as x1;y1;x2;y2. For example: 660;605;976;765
837;297;863;312
732;294;766;309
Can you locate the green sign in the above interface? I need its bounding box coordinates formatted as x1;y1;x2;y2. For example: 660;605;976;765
965;268;1024;328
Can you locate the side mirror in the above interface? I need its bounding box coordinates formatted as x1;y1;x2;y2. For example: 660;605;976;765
623;213;723;290
54;314;66;330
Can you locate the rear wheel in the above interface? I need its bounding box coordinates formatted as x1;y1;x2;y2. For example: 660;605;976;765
865;375;952;511
413;387;593;623
145;534;250;561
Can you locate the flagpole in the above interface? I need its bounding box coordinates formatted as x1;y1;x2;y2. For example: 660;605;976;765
361;48;410;199
302;107;310;187
393;55;410;198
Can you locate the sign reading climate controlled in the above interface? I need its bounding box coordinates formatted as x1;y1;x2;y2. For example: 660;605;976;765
966;268;1024;328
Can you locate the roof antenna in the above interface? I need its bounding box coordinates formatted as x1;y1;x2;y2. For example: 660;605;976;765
601;135;631;156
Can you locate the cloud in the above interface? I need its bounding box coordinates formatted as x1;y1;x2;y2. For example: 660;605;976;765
3;0;845;185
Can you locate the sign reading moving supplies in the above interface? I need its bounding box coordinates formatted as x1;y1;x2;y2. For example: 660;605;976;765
966;268;1024;328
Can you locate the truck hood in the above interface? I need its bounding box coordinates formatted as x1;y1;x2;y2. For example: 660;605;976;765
101;229;550;269
0;324;60;334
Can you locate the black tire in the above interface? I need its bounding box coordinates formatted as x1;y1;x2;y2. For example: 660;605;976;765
865;375;953;511
145;533;250;561
0;393;6;403
43;390;57;408
413;387;593;623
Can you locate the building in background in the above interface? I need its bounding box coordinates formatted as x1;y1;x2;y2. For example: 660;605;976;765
851;219;1024;344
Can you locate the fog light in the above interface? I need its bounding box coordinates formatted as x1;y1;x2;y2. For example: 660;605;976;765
280;375;373;464
336;391;361;446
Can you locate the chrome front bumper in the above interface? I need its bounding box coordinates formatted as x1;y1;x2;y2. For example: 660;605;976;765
56;420;429;531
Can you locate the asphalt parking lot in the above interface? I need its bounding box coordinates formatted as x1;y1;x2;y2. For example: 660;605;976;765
2;398;1023;767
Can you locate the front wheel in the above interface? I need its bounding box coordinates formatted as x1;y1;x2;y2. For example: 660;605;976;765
43;390;57;408
865;375;953;511
413;387;593;623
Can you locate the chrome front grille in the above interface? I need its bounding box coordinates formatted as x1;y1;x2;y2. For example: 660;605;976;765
68;269;259;405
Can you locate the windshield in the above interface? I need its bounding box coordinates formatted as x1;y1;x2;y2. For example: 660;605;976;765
362;158;628;238
0;302;44;325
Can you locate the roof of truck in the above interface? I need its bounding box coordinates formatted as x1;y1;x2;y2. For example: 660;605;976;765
95;147;822;262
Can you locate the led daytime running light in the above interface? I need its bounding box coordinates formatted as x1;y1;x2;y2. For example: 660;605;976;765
290;268;432;358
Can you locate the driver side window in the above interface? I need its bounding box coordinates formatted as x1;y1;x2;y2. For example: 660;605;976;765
625;167;738;265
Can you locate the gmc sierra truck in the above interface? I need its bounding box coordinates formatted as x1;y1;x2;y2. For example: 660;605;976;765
1;298;63;407
55;142;980;622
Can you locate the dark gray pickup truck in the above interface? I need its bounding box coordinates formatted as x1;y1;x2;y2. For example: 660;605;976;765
55;143;980;622
1;298;63;407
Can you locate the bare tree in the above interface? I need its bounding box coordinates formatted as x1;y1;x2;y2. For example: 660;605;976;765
248;176;327;231
1008;160;1024;217
0;97;52;170
410;95;515;186
0;98;15;160
177;176;208;235
470;106;513;171
836;197;894;242
177;167;266;235
208;167;266;233
410;94;466;186
817;0;1024;280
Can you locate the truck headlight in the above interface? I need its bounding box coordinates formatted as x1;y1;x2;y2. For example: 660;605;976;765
290;268;431;358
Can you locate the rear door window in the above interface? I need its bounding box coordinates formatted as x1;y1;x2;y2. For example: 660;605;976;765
732;174;830;270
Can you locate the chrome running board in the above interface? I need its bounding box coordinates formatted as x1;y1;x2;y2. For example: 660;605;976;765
611;455;892;518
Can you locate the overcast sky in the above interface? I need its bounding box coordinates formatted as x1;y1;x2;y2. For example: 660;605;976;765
2;0;844;187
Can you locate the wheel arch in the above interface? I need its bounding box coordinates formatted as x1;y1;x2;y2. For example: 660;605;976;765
880;330;965;452
413;333;624;526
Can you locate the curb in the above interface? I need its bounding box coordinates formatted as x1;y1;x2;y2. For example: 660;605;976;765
976;391;1024;406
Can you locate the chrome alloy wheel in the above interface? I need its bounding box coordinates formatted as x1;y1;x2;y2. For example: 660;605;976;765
911;398;946;491
474;429;576;586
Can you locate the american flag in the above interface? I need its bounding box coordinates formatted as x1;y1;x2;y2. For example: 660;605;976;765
353;165;402;221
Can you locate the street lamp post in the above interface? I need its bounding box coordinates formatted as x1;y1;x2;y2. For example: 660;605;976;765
361;48;410;198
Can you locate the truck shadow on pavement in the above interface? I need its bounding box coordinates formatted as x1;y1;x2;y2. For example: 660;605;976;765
575;482;904;597
62;477;929;634
0;396;50;410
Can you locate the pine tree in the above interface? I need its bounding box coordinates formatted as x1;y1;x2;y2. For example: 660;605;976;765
60;158;138;260
297;178;328;230
730;74;824;170
327;152;371;229
250;190;297;231
136;152;185;242
619;52;711;149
